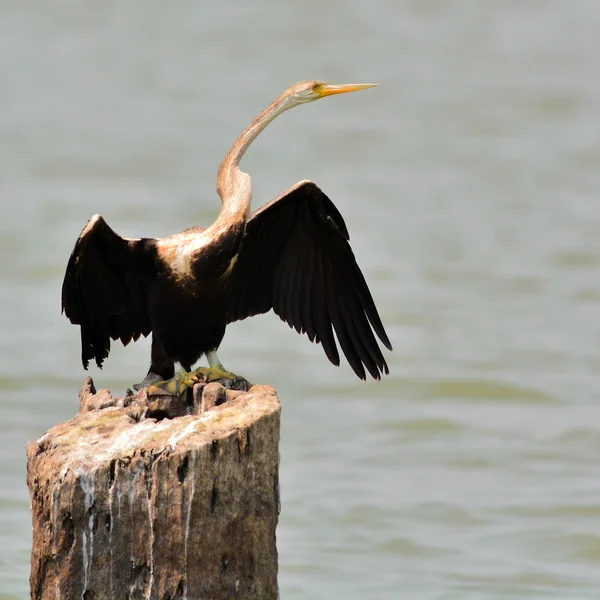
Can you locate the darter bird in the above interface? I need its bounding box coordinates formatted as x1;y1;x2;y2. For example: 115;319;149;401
61;80;392;395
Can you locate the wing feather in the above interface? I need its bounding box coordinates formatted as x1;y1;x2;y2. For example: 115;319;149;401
61;215;156;369
352;265;393;351
312;244;339;365
322;249;367;379
226;180;391;379
300;235;316;341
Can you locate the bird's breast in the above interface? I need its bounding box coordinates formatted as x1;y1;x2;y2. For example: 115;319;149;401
191;222;244;282
155;222;243;281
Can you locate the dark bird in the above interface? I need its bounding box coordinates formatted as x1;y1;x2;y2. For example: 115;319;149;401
62;80;392;395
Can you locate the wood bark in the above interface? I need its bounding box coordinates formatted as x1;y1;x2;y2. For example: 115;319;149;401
26;378;280;600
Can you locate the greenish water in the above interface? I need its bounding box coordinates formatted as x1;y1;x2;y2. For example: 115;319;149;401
2;1;600;598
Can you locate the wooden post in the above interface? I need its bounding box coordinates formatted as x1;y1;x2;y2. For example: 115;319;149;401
26;378;280;600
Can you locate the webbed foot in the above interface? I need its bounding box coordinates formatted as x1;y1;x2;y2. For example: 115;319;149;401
190;365;252;391
147;371;200;397
133;372;163;392
146;350;253;397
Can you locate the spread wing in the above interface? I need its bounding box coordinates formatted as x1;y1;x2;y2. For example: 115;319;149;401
61;214;157;369
226;180;392;380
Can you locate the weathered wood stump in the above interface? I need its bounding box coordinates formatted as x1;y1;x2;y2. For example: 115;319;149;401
26;377;281;600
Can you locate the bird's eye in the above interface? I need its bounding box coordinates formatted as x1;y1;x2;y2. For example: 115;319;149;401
311;83;321;92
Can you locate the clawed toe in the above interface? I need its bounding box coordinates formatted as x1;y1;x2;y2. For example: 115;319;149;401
147;372;199;397
190;366;252;390
133;372;164;392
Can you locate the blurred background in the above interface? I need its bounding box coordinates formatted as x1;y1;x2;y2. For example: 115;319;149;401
1;1;600;598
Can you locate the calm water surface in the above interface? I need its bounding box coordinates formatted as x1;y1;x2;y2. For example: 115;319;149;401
1;2;600;598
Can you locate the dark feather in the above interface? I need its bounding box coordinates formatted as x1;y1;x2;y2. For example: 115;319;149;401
226;180;391;379
61;215;157;369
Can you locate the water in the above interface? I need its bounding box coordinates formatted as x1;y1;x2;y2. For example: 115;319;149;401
1;1;600;597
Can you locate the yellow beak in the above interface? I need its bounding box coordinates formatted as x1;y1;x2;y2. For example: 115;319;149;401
316;83;378;98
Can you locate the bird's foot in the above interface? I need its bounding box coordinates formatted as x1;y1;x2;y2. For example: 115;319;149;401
147;371;200;397
133;372;163;392
190;366;253;391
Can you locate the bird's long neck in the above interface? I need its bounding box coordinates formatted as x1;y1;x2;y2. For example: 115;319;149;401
214;93;293;225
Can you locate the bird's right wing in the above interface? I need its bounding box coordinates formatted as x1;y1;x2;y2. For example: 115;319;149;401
61;214;157;369
226;180;392;380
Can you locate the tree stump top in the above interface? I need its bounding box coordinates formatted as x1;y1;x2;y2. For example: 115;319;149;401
30;379;280;476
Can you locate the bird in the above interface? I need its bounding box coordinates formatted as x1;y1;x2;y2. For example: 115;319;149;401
61;80;392;396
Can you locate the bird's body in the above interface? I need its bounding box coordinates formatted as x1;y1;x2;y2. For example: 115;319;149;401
150;224;241;373
62;81;392;391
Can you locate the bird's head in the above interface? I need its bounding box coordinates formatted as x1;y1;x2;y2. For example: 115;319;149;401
283;80;377;108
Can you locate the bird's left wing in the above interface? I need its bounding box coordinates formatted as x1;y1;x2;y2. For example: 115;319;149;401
226;180;392;380
61;214;157;370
